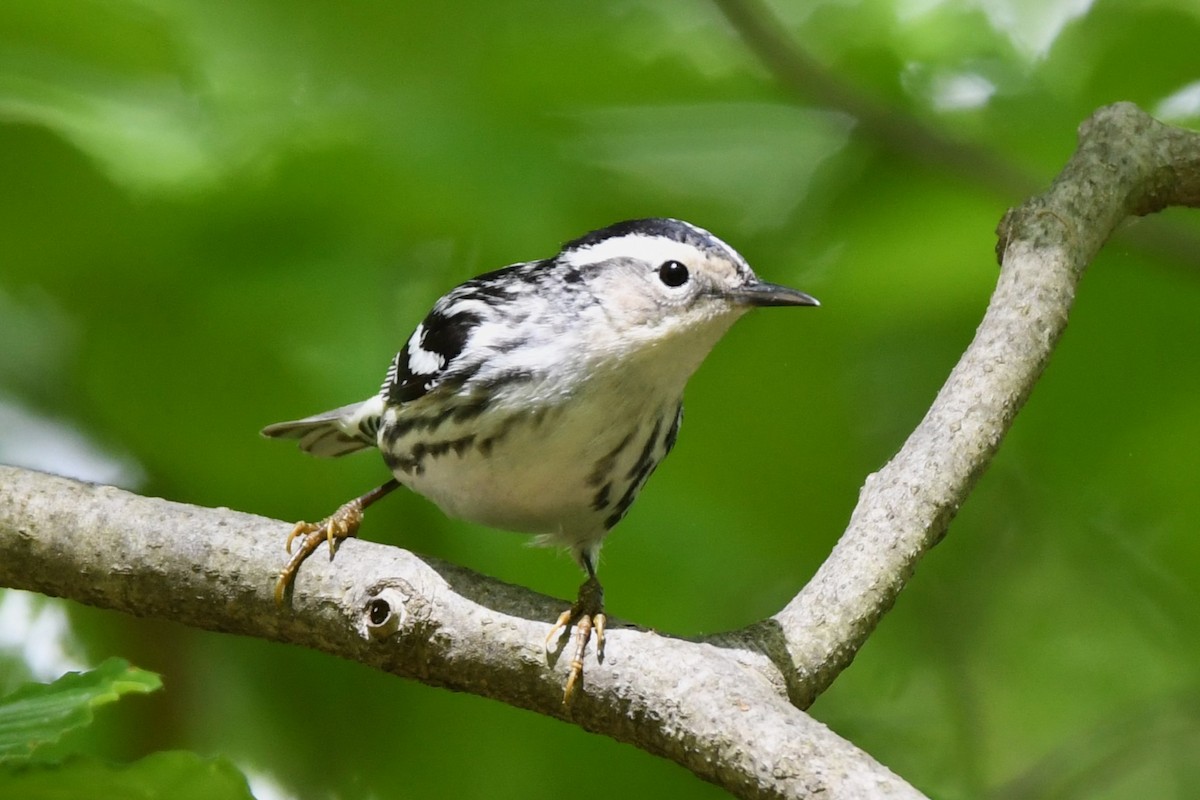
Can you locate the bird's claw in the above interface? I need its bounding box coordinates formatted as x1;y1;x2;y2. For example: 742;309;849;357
545;576;605;704
273;499;365;606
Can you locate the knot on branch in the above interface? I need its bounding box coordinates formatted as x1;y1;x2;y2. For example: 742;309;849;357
359;582;414;639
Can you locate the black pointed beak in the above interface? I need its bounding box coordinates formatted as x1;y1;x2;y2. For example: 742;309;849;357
731;280;820;308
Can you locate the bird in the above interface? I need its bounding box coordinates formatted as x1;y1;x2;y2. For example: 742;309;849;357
263;217;818;701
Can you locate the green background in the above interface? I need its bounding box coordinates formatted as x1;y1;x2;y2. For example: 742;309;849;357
2;1;1200;797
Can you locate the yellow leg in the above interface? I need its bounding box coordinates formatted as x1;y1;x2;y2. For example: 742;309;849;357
545;575;605;704
273;479;401;606
273;499;364;606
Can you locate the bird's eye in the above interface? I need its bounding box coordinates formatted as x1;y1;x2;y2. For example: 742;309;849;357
657;260;690;288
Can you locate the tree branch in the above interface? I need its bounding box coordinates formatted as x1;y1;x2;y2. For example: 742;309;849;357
2;103;1197;799
753;102;1200;707
0;465;922;800
712;0;1200;270
713;0;1032;199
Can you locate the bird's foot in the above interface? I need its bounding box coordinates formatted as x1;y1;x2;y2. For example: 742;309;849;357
545;575;606;704
273;498;364;606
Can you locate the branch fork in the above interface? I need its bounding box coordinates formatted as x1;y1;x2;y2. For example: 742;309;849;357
3;103;1198;799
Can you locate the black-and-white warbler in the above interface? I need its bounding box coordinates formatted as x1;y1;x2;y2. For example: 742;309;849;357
263;218;817;700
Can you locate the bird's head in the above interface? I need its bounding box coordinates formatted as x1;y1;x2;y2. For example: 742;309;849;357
556;218;818;362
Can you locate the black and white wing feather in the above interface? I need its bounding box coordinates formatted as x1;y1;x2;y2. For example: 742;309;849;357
381;260;545;406
382;305;483;404
263;260;548;457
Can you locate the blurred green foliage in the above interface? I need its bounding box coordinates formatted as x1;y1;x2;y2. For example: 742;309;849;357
2;0;1199;798
0;657;160;763
0;658;251;798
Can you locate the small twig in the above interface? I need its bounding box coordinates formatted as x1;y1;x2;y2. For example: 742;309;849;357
712;0;1200;269
713;0;1033;198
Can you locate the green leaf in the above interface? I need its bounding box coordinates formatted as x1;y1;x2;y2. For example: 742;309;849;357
0;751;254;800
0;658;161;764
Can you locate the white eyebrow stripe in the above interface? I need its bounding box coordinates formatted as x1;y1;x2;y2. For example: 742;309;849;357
560;234;707;269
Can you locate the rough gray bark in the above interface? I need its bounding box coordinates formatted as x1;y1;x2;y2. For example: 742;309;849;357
2;103;1198;799
769;102;1200;707
0;466;921;799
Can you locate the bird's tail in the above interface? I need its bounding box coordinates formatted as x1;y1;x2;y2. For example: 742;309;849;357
261;395;384;457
